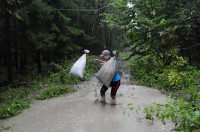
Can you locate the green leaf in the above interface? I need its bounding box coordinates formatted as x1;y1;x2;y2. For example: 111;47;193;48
156;113;159;118
165;104;169;109
195;111;200;117
166;114;169;119
156;104;161;109
128;103;133;106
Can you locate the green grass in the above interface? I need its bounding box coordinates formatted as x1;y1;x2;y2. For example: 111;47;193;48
0;124;13;131
0;85;40;104
0;99;31;119
46;55;101;84
38;86;75;100
0;55;101;119
0;84;40;119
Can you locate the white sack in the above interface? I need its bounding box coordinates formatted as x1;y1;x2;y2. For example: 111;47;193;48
69;54;86;78
84;49;90;54
96;57;116;87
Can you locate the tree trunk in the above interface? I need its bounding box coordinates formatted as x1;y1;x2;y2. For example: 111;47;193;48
14;49;19;72
20;48;26;74
91;0;107;36
3;50;7;66
108;31;112;50
23;50;27;73
37;49;42;74
5;8;13;82
14;18;19;72
20;48;24;73
104;24;107;49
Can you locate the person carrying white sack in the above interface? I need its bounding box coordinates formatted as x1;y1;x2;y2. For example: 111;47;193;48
94;50;120;102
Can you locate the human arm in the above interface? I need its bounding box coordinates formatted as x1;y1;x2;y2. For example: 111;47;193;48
94;59;106;64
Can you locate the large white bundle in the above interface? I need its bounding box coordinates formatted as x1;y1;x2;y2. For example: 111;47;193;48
69;53;86;78
96;57;116;87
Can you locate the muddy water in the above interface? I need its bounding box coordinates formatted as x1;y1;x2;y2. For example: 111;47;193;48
2;60;175;132
2;77;174;132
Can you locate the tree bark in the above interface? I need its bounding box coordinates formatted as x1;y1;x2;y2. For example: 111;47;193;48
20;48;24;73
20;48;26;74
14;49;19;72
37;49;42;74
14;18;19;72
104;24;107;49
108;31;112;50
5;7;13;82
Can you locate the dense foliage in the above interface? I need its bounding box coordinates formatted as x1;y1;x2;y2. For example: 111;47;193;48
104;0;200;131
0;0;124;83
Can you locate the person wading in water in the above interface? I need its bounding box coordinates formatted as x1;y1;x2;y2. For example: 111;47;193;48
94;50;120;104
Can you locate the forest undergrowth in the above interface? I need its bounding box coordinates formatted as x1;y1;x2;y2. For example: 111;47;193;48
0;55;101;120
124;53;200;131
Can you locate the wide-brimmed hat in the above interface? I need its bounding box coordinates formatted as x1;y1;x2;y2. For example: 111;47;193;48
100;50;111;57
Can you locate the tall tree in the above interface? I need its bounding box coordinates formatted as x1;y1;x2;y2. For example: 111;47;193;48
105;0;200;66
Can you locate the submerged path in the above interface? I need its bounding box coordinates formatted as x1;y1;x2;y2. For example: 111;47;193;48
2;60;175;132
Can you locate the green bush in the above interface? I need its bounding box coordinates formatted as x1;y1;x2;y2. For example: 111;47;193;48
0;85;40;119
128;54;200;130
159;65;200;91
0;99;31;119
0;85;40;104
129;55;160;87
47;55;101;84
144;97;200;131
39;86;75;100
123;97;200;131
129;54;200;91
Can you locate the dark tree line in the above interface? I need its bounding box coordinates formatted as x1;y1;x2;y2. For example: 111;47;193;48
0;0;125;83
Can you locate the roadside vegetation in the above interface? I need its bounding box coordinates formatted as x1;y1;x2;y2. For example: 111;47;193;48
105;0;200;131
0;55;101;120
128;54;200;131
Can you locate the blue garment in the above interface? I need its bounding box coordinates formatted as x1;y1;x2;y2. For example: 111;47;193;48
112;59;120;81
108;57;120;81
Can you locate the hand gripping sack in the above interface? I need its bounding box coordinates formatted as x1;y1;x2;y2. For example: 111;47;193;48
96;57;117;87
69;54;86;78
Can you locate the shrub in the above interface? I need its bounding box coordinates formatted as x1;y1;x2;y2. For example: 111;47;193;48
129;55;160;87
39;86;75;100
48;55;101;84
0;99;31;119
128;54;200;130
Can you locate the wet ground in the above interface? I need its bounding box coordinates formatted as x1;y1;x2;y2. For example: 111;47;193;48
1;60;175;132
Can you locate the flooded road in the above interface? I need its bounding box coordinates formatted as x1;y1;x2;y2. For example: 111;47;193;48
2;77;174;132
1;60;175;132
